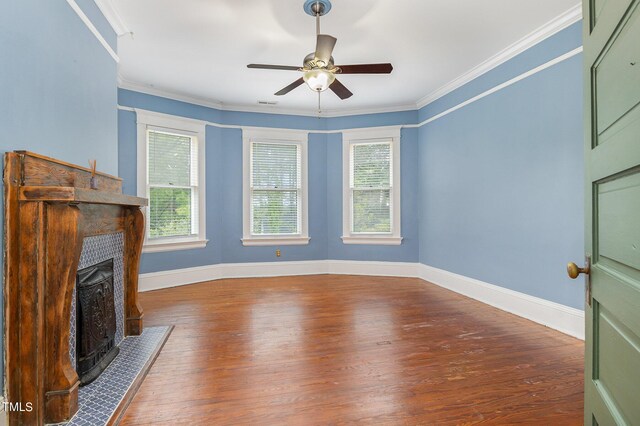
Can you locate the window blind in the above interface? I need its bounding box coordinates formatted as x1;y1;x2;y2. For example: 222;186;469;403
250;142;301;235
350;142;392;233
147;129;198;239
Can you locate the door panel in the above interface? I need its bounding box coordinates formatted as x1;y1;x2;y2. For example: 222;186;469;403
597;171;640;270
594;304;640;423
594;7;640;141
592;269;640;336
591;129;640;182
584;0;640;424
590;0;634;37
592;0;609;26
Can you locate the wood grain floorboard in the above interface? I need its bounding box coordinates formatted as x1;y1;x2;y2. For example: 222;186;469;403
120;275;584;425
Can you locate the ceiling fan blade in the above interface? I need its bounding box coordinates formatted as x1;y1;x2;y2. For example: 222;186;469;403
315;34;337;65
247;64;300;71
275;78;305;96
329;78;353;100
337;63;393;74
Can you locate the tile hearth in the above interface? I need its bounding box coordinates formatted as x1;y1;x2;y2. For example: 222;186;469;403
55;326;172;426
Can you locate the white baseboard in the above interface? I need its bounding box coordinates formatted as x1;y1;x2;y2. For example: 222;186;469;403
138;260;419;292
326;260;419;277
138;260;584;340
219;260;328;279
138;260;326;292
416;264;585;340
138;264;223;292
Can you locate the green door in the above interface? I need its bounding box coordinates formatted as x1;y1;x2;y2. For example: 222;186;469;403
580;0;640;424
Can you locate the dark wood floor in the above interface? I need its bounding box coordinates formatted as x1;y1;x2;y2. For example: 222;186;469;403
121;275;584;425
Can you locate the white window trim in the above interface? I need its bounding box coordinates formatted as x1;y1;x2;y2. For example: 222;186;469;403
136;109;208;253
342;126;402;245
242;127;310;246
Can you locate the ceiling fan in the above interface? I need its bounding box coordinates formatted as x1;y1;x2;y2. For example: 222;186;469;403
247;0;393;102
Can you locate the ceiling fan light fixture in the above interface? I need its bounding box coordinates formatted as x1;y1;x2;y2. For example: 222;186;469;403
303;68;335;92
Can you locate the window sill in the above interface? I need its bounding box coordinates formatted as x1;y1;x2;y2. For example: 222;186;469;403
143;238;209;253
341;236;403;245
242;236;310;246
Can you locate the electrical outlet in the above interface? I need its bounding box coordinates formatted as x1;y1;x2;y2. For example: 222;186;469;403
276;249;281;257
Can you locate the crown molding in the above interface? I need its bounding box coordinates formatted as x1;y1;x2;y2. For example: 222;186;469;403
119;77;225;109
93;0;130;36
117;4;581;118
416;3;582;108
118;77;416;118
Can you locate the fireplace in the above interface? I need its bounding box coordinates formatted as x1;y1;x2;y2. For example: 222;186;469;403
3;151;148;424
76;258;119;385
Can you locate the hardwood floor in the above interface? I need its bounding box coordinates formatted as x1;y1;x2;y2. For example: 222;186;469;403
120;275;584;425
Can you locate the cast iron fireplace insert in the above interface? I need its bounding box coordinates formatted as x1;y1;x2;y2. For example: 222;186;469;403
76;258;119;385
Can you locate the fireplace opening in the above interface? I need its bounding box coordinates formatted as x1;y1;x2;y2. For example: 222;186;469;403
76;258;120;385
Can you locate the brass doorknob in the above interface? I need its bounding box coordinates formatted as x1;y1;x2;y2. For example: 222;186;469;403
567;262;590;279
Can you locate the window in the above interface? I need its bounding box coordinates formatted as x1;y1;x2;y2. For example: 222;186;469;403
342;127;402;245
137;110;207;253
242;129;309;246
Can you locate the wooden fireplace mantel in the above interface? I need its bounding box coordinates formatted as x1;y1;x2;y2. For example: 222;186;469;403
3;151;148;425
19;186;147;205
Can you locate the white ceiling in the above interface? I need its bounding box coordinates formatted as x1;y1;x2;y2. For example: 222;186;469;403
112;0;580;115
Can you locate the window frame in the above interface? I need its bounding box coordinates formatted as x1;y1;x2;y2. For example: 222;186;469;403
136;110;207;253
242;128;309;246
342;127;402;245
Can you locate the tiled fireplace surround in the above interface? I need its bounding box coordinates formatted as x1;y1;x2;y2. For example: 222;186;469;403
70;234;126;369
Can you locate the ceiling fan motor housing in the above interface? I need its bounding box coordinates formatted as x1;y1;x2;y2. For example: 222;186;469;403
303;0;332;17
303;52;335;70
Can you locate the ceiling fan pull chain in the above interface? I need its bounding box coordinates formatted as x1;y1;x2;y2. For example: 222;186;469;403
318;91;321;115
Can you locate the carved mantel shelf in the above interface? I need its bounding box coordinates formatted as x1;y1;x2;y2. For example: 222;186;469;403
19;186;147;206
3;151;148;425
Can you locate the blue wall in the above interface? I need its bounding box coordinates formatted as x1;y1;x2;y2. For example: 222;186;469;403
1;0;119;394
118;91;420;272
1;0;118;174
418;22;584;309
